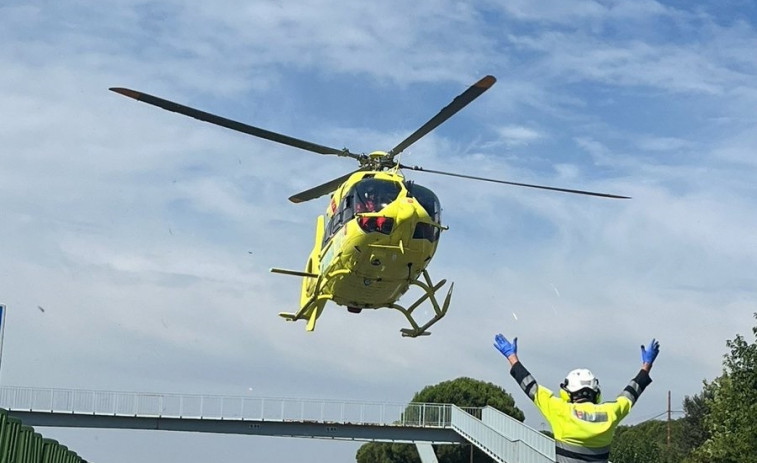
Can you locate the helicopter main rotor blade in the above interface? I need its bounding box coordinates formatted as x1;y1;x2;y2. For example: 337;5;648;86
388;75;496;158
400;164;630;199
289;169;367;203
110;87;354;158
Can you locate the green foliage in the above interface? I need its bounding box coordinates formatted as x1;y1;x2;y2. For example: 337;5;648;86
610;313;757;463
410;377;524;421
355;377;523;463
678;385;713;458
610;419;688;463
611;421;665;463
355;442;421;463
688;313;757;463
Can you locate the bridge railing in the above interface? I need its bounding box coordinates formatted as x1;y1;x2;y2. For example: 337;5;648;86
0;386;474;428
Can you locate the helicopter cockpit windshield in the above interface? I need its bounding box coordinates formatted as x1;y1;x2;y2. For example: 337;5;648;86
406;182;441;223
354;178;401;213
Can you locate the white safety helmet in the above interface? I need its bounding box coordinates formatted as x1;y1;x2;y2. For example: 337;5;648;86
560;369;601;403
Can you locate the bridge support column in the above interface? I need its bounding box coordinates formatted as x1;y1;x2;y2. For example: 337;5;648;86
416;443;439;463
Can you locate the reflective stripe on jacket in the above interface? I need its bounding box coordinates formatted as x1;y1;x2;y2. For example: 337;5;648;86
510;362;651;463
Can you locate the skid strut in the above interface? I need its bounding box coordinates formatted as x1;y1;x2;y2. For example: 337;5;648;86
388;269;453;338
277;272;329;330
277;269;351;332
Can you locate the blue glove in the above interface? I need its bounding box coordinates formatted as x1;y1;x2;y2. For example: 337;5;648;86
494;334;518;358
641;338;660;364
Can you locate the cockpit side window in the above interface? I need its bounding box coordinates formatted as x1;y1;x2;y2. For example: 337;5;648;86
406;182;441;223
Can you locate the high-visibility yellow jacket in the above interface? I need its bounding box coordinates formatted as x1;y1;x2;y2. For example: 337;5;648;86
510;362;652;463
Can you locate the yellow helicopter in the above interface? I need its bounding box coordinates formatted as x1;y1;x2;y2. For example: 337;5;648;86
110;75;628;337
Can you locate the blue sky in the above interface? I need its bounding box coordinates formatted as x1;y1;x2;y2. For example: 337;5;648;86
2;1;757;461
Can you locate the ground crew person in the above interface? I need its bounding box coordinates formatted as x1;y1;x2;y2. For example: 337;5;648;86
493;334;660;463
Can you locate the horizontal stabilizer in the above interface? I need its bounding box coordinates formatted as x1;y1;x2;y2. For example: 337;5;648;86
270;268;319;278
278;312;299;321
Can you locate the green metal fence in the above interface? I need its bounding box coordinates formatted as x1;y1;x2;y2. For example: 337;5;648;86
0;409;87;463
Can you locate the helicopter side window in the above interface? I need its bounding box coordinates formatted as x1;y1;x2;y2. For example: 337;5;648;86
406;182;441;242
342;195;355;220
323;216;331;246
413;223;439;242
323;212;337;246
354;178;401;213
322;193;357;247
330;212;342;236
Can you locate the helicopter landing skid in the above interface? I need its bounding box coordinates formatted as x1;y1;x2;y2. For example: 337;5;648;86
277;270;341;332
278;293;330;331
389;269;453;338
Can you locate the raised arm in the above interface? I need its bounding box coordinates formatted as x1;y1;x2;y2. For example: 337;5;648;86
640;338;660;372
494;334;540;400
494;333;519;366
619;339;660;407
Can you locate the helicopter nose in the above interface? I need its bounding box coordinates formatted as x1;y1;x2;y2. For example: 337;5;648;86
394;200;418;225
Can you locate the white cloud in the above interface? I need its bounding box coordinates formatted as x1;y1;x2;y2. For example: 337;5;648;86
496;124;543;147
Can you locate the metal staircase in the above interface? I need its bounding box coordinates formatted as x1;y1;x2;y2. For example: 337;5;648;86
447;405;554;463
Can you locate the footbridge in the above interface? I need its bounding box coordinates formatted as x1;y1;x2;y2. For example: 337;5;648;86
0;386;555;463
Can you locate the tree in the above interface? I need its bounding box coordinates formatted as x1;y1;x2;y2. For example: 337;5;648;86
611;421;667;463
356;377;524;463
688;313;757;463
610;419;688;463
678;386;713;458
355;442;421;463
607;314;757;463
